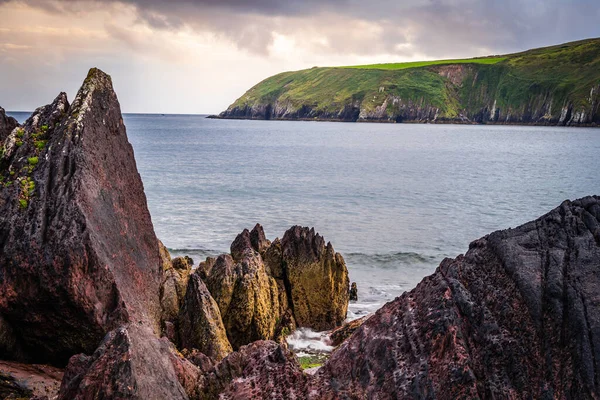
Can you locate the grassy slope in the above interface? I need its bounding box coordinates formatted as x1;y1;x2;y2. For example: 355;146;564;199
343;57;506;70
227;38;600;121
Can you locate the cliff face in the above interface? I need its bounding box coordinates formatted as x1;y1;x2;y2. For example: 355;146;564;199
218;38;600;126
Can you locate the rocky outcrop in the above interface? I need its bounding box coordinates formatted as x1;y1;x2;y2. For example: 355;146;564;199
0;68;162;365
178;274;233;361
58;324;194;400
200;224;349;349
280;226;350;331
197;340;307;400
313;195;600;399
205;250;281;350
0;106;18;145
160;242;193;339
349;282;358;301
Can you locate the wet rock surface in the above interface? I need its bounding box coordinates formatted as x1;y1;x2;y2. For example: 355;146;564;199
313;196;600;399
0;69;163;366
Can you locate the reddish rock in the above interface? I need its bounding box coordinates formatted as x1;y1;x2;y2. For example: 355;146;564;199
198;340;307;400
0;69;162;365
249;223;271;255
58;324;193;400
313;196;600;399
0;360;63;399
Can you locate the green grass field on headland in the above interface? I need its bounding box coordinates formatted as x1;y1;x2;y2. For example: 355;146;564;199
220;38;600;125
342;57;507;70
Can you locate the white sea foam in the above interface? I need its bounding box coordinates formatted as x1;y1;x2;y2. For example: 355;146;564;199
286;328;334;355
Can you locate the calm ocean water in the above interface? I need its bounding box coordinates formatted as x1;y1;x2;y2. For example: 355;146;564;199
8;112;600;321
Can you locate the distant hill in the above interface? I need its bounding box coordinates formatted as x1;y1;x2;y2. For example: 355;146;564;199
216;38;600;126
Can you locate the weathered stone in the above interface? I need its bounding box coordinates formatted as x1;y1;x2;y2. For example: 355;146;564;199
0;360;63;400
198;341;307;400
58;324;192;400
223;251;280;349
349;282;358;301
281;226;349;331
249;223;271;255
160;245;193;327
178;274;232;361
180;348;215;374
204;250;280;350
202;254;237;314
0;68;162;365
0;106;18;145
313;196;600;399
329;316;367;347
230;229;253;262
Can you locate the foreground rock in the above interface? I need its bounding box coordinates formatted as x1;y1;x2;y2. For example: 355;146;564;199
0;106;18;145
59;324;194;400
313;196;600;399
0;360;63;399
198;341;307;400
0;69;162;365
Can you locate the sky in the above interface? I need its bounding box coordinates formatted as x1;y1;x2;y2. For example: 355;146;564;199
0;0;599;114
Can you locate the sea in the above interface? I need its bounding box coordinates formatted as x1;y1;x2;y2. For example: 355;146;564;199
8;112;600;354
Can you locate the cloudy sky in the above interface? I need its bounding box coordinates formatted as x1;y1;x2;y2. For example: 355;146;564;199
1;0;599;114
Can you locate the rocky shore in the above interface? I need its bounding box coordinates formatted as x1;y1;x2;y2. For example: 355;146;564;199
1;69;599;399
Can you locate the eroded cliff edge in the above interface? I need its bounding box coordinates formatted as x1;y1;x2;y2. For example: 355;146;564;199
217;38;600;126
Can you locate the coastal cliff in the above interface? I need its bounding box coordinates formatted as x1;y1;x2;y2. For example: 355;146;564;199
218;38;600;126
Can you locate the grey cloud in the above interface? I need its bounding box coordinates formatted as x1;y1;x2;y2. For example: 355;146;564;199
4;0;600;58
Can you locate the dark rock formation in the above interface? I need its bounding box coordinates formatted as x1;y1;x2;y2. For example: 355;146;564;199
178;274;233;361
0;68;162;365
313;196;600;399
280;226;350;331
349;282;358;301
58;324;194;400
0;360;63;399
0;106;18;145
197;340;307;400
